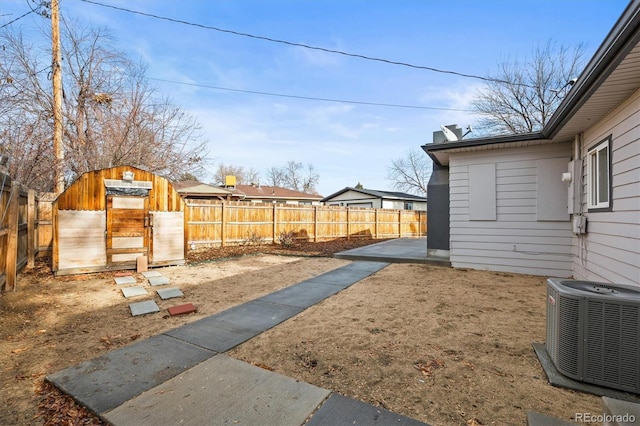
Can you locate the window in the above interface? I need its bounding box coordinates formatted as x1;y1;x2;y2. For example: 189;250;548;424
587;136;612;211
404;201;414;210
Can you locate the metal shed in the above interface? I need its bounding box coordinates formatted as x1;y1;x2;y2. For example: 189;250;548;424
52;166;185;275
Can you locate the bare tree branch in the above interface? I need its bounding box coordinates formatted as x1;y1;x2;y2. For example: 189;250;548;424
386;148;430;196
472;40;586;135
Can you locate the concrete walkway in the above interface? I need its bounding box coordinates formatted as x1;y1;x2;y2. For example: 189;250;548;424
335;237;450;266
47;260;429;426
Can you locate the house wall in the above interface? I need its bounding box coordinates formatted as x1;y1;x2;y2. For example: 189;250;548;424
381;199;427;211
448;142;574;277
574;87;640;286
325;190;426;210
324;190;381;208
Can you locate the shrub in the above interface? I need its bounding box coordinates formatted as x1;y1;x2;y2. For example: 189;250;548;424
277;230;295;248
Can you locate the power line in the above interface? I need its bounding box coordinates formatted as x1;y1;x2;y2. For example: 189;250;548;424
0;10;34;29
145;76;474;112
78;0;520;87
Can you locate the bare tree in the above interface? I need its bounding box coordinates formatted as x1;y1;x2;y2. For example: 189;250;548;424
212;164;259;185
264;161;319;193
386;148;430;196
472;40;586;134
0;17;208;191
264;166;286;187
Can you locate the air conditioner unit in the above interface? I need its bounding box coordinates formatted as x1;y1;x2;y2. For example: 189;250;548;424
546;278;640;394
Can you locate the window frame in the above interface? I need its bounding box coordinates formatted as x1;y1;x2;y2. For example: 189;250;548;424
587;135;613;212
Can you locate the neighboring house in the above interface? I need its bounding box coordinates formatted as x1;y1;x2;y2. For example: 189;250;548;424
232;184;323;205
322;187;427;211
422;0;640;286
172;180;233;201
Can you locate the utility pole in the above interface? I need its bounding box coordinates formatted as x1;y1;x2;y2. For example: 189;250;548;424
51;0;64;194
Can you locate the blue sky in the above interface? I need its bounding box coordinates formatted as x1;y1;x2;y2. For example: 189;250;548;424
1;0;631;196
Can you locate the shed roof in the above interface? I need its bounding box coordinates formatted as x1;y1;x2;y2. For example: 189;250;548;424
423;0;640;166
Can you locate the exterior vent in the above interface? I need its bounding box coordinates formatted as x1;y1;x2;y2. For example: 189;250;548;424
104;179;152;189
546;278;640;393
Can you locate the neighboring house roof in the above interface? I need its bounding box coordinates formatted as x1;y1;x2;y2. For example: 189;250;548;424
232;184;323;201
322;187;425;202
423;0;640;166
172;180;233;198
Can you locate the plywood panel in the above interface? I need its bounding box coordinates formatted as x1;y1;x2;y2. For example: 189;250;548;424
152;211;184;263
58;210;106;270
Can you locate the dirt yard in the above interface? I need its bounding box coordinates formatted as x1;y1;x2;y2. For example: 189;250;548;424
1;239;601;425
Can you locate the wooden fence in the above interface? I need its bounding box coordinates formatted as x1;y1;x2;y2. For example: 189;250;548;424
185;201;426;247
0;172;39;291
2;194;425;291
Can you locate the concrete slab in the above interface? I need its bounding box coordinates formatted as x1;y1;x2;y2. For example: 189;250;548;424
114;276;136;285
121;286;147;298
307;393;428;426
257;280;342;308
148;276;170;286
532;343;640;403
103;354;331;426
46;335;215;414
602;396;640;425
214;300;304;331
129;300;160;316
301;261;389;288
164;316;265;352
156;287;183;300
141;271;162;278
334;237;450;266
164;301;303;352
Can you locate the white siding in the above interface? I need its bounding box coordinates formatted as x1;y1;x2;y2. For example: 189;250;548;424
574;87;640;286
449;143;573;276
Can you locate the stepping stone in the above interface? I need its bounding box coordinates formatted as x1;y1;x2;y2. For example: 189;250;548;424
130;300;160;316
114;276;137;285
141;271;162;278
168;303;197;316
148;276;170;286
157;287;184;300
121;286;148;298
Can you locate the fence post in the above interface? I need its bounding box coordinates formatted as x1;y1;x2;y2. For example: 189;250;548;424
398;209;402;238
221;202;226;247
27;190;36;268
272;203;277;244
314;205;318;242
374;209;378;239
6;185;19;290
346;207;350;241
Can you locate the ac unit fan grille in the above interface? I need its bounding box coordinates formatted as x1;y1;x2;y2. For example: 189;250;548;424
557;295;580;377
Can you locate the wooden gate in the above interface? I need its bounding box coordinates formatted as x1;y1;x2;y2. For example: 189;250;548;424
106;195;149;266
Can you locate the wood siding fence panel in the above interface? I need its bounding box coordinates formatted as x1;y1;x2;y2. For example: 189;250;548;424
1;173;40;292
185;202;426;248
57;210;106;270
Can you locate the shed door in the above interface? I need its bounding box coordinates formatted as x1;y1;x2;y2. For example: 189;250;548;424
106;195;149;266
